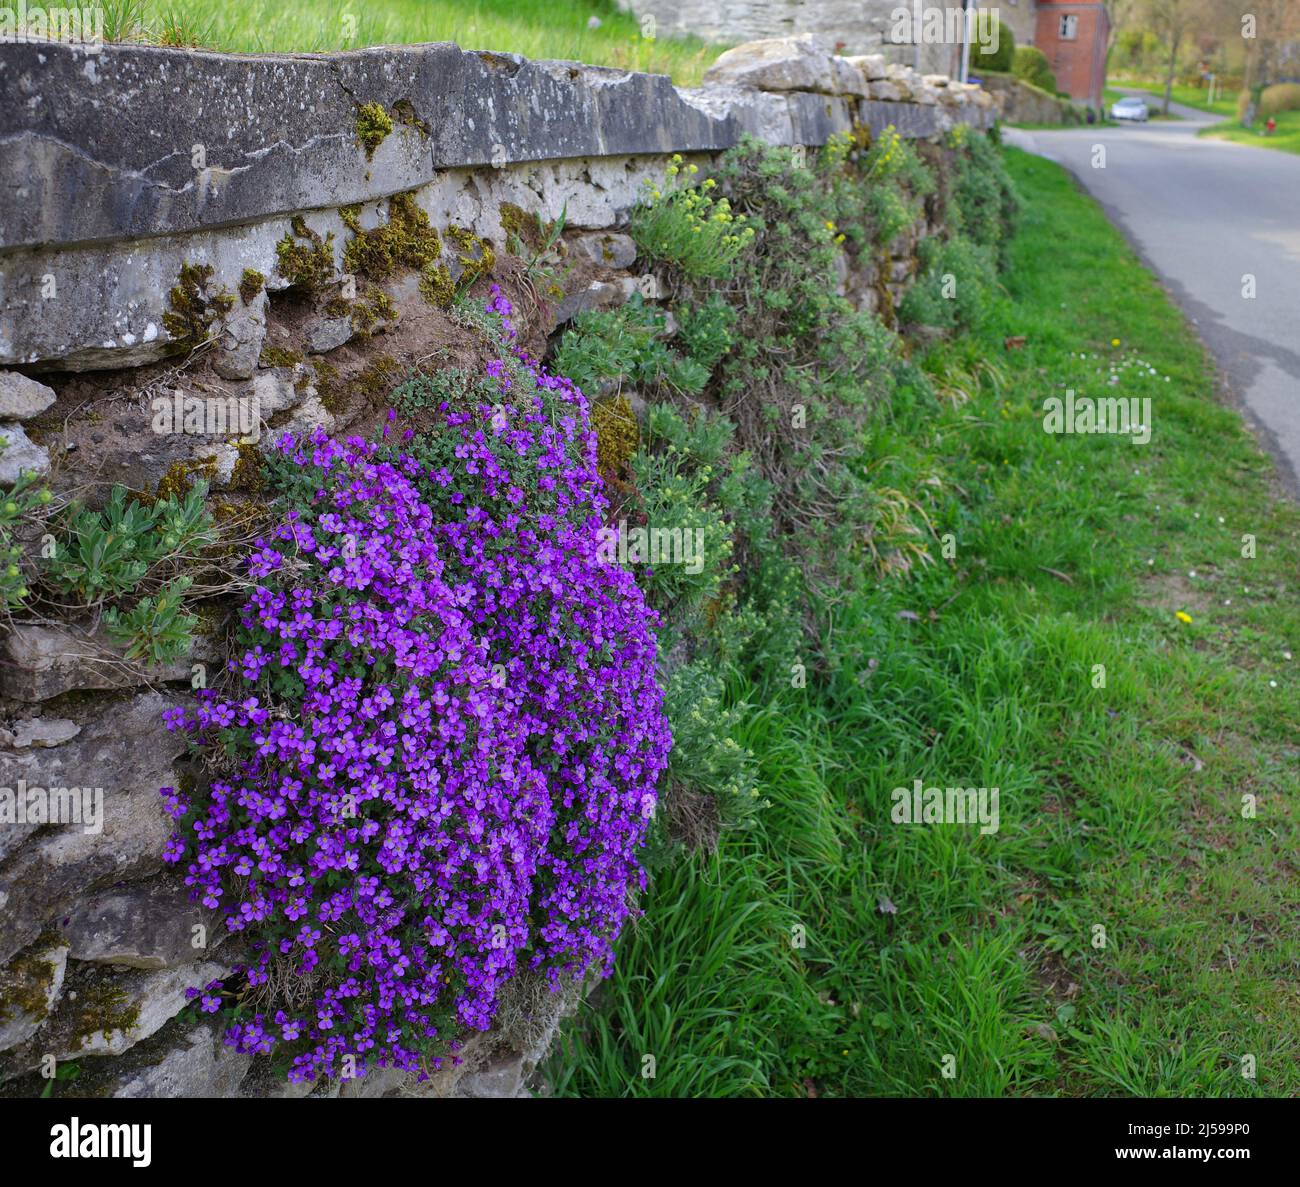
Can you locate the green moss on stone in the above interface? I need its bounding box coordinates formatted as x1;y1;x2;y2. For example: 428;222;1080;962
258;345;303;369
339;204;363;235
231;442;266;491
276;217;336;293
419;262;456;308
592;395;639;480
343;192;441;280
321;355;403;415
0;936;61;1024
69;979;141;1048
446;225;497;287
152;459;216;504
391;98;430;137
162;262;234;341
355;102;394;160
500;201;544;254
239;268;265;305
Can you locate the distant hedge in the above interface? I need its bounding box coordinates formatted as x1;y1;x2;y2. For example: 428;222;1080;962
1013;46;1057;95
972;15;1015;75
1260;82;1300;116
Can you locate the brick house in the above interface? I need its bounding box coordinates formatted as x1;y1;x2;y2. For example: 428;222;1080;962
1032;0;1110;106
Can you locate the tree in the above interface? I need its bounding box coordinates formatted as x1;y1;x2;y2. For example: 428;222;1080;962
1104;0;1141;64
1142;0;1200;113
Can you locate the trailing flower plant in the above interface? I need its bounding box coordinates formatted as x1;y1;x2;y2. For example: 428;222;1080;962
162;288;670;1084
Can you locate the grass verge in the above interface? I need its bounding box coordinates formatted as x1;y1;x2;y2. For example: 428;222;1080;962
549;146;1300;1097
1201;110;1300;156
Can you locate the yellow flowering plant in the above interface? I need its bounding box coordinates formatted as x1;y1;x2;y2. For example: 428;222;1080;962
630;154;757;280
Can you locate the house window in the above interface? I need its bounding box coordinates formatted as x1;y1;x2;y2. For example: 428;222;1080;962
1059;14;1079;39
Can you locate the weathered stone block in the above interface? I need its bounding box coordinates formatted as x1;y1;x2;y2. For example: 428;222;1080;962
702;35;866;96
0;423;50;484
212;290;268;380
0;371;56;421
0;691;188;963
0;941;68;1053
569;232;637;269
9;717;81;749
112;1023;251;1098
62;881;221;971
0;622;210;703
29;959;229;1064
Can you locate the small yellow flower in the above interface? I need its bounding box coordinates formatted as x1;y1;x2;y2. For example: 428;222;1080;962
1175;611;1193;624
1111;338;1121;347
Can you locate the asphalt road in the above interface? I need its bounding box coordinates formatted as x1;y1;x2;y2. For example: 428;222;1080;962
1005;98;1300;492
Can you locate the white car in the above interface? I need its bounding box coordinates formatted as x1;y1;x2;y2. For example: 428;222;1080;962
1110;96;1149;122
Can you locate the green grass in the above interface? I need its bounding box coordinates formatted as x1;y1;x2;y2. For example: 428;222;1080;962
1201;109;1300;156
549;147;1300;1097
98;0;721;83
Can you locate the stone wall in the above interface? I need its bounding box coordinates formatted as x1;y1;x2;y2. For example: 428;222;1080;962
980;71;1081;123
618;0;1043;75
0;34;992;1099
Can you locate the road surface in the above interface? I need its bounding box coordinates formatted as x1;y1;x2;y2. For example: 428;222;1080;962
1005;96;1300;492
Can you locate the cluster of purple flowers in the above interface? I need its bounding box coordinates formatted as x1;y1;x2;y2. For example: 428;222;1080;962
162;290;669;1083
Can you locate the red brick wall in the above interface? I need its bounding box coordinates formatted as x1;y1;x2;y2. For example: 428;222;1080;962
1033;1;1110;108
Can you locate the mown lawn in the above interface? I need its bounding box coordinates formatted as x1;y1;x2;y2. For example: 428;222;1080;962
98;0;721;83
549;147;1300;1097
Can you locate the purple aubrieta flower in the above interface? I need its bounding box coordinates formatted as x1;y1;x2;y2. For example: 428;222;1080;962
164;297;671;1085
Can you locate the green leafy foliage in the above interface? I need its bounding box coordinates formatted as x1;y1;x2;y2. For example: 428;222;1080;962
946;127;1021;266
0;440;53;609
702;135;906;575
41;482;215;662
897;235;1000;331
675;294;736;371
660;659;760;820
553;296;710;397
628;404;736;631
105;576;200;663
46;484;213;601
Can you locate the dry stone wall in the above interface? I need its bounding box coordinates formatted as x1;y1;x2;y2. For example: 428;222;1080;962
0;33;992;1098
